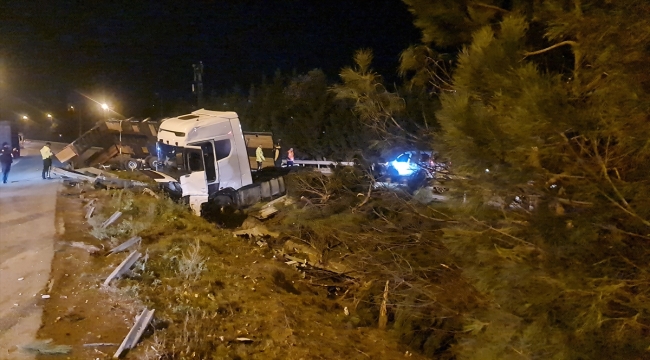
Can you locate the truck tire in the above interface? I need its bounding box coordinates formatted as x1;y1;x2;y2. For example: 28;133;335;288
147;156;160;169
123;158;140;171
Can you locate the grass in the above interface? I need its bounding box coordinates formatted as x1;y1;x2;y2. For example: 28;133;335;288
71;169;474;359
176;239;207;281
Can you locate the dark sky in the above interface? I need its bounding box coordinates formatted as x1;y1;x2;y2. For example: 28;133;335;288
1;0;421;118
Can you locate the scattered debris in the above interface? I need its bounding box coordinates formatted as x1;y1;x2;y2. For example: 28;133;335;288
113;308;155;358
235;337;253;343
233;226;279;238
83;343;119;347
51;167;97;183
96;177;148;190
42;294;51;299
84;198;96;209
101;211;123;228
263;195;288;208
253;206;278;220
77;167;118;179
103;251;142;287
283;239;320;263
20;339;72;355
344;307;350;316
107;236;141;255
17;277;24;281
85;206;96;219
240;216;262;230
282;253;355;278
69;241;102;254
142;188;159;199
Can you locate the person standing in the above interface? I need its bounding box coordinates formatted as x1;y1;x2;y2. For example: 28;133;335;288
255;144;265;171
0;142;13;184
273;140;282;168
287;148;294;167
40;142;54;179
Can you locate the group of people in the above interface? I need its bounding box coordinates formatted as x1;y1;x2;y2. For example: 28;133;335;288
255;141;294;171
0;142;55;184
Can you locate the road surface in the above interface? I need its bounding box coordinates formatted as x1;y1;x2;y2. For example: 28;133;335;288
0;140;64;359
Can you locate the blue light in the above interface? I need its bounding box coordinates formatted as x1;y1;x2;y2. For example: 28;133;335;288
391;160;414;176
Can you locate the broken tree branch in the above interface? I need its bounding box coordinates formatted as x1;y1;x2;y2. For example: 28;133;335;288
378;280;389;330
470;2;509;13
523;41;578;57
470;216;539;249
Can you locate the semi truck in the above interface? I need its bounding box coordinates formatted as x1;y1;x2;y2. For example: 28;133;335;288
148;109;285;216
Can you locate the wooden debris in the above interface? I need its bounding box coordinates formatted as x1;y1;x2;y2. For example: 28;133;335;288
113;308;155;358
235;337;253;343
378;280;389;330
84;198;96;209
253;206;278;220
85;206;95;219
101;211;122;228
142;188;159;199
263;194;287;208
103;251;141;287
108;236;141;255
283;239;320;263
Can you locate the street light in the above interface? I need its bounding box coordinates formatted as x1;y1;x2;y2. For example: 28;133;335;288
47;113;52;119
22;115;28;120
101;103;110;121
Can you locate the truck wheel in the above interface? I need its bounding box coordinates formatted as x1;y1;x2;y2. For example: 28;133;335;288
147;156;160;169
123;158;139;171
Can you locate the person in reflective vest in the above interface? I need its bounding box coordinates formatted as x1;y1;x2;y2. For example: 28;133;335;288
255;144;265;171
40;142;54;179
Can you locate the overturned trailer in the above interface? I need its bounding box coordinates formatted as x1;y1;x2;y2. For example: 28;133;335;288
55;119;161;170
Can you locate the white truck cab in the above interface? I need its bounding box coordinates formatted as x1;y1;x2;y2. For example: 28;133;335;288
156;109;283;215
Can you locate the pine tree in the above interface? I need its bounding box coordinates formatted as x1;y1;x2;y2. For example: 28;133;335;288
402;0;650;358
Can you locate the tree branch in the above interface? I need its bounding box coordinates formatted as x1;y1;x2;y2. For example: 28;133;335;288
469;2;509;13
523;41;578;57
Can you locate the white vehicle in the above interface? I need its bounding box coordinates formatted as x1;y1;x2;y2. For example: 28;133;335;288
154;109;284;215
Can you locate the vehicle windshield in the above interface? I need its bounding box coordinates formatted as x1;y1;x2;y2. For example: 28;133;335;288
156;142;190;178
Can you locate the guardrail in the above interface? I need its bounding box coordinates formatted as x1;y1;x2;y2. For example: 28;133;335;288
283;159;355;175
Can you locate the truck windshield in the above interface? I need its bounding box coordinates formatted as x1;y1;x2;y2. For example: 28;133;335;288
157;143;181;169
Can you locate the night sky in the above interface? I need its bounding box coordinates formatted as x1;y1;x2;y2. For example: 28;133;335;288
0;1;420;118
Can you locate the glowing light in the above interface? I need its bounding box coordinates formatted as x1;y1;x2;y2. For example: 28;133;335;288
391;160;415;176
101;103;109;110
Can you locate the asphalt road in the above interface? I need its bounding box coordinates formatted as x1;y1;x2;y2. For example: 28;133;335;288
0;140;65;359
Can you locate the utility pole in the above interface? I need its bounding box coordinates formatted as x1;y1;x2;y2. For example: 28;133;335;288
192;61;204;108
